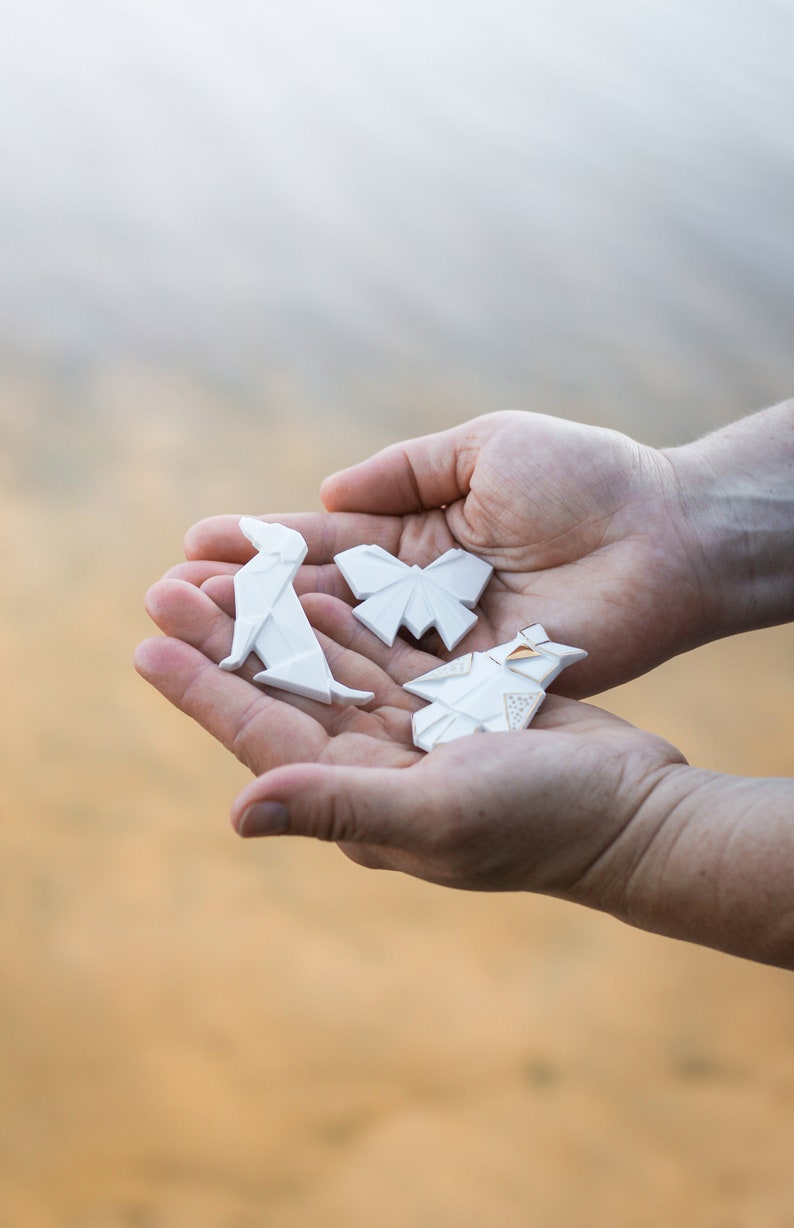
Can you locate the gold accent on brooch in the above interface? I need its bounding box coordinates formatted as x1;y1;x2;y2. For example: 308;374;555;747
505;643;542;661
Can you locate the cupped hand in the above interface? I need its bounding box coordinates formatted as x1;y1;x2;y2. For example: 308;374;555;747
231;697;686;905
134;578;429;779
178;412;710;696
135;571;687;908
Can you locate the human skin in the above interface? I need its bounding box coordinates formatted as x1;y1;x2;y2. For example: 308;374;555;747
173;401;794;695
135;401;794;968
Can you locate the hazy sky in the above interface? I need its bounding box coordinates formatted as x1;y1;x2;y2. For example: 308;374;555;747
1;0;792;413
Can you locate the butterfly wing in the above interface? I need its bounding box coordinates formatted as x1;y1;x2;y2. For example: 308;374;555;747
334;545;410;598
410;582;478;650
423;549;493;607
351;579;416;646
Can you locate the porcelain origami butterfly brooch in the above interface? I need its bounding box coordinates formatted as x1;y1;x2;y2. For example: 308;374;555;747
334;544;493;651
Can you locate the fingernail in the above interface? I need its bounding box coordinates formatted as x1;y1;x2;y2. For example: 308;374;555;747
238;801;289;837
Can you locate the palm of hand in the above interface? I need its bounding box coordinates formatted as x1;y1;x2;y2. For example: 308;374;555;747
134;408;698;904
136;568;683;896
136;576;427;778
179;415;692;698
318;412;699;694
137;540;644;788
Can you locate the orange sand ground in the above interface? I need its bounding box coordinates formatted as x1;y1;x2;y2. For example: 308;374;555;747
1;369;793;1226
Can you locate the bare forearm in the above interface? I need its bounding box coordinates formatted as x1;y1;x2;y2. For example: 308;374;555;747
665;399;794;641
600;767;794;968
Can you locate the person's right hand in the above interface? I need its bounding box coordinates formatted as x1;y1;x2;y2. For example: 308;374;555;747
179;411;715;696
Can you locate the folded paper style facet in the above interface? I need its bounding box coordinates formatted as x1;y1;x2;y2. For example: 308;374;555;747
334;544;493;651
218;525;584;736
404;624;587;751
219;518;374;706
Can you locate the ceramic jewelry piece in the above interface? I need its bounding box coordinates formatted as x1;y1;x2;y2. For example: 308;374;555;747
334;544;493;651
220;518;374;706
404;623;587;751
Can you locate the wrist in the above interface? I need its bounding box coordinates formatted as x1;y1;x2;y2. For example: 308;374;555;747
609;762;794;968
662;400;794;641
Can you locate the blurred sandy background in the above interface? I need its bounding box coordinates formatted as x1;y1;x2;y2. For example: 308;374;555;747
1;2;793;1225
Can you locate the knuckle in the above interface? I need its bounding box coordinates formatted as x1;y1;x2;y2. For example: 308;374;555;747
308;787;361;845
229;700;266;772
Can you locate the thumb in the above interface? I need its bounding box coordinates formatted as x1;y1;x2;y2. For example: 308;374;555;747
231;762;425;846
320;422;478;515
